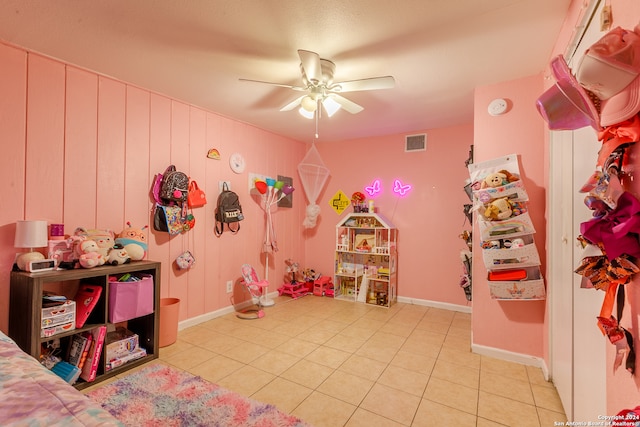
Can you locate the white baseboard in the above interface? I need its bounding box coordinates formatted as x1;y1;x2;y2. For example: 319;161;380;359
471;343;549;380
177;290;280;330
396;296;472;313
177;305;235;330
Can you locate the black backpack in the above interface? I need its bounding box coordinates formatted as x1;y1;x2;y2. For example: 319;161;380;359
214;183;244;236
159;165;189;204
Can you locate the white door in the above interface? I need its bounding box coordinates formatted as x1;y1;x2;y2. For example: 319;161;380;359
550;128;607;421
549;0;607;421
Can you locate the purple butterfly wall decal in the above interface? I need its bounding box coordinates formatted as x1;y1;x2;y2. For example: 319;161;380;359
365;180;381;197
393;179;412;196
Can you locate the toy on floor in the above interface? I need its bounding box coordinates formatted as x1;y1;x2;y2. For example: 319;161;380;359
236;264;268;320
278;258;308;299
313;276;334;297
301;268;320;294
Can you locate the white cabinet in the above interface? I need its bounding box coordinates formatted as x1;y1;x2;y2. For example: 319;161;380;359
334;213;397;307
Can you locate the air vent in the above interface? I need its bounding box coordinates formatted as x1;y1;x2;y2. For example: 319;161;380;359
405;134;426;152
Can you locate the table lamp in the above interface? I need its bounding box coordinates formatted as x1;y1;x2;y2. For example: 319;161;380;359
15;220;48;271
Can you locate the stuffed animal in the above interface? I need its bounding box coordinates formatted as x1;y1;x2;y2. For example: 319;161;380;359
301;268;319;283
482;172;508;188
284;258;300;284
74;227;115;258
499;169;520;183
481;170;520;189
484;197;513;221
115;222;148;261
77;240;106;268
106;243;131;266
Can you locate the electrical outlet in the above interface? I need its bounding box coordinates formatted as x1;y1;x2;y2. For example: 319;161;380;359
219;181;231;193
226;280;233;293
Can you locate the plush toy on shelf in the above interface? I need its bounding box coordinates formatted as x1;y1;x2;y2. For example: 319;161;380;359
77;240;106;268
74;227;115;258
115;222;148;261
481;169;519;189
106;243;131;266
484;197;513;221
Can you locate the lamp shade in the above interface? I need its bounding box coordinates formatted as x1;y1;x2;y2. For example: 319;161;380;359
14;220;48;249
322;96;341;117
298;107;314;119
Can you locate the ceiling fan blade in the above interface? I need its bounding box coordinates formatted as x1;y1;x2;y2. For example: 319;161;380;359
331;76;395;93
298;50;322;84
280;95;305;112
239;78;305;91
329;94;364;114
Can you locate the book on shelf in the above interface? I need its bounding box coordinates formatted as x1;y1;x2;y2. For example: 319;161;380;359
74;284;102;328
77;332;93;371
79;325;106;383
66;333;89;367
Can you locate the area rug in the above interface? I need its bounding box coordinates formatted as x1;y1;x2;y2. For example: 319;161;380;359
86;364;311;427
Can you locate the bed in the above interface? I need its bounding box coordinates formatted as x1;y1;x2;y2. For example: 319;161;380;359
0;330;123;427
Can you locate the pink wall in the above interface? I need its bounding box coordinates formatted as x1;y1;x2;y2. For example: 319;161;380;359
472;75;547;357
310;126;474;307
0;42;307;332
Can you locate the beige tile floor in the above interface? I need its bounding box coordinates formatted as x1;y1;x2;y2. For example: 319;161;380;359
97;295;568;426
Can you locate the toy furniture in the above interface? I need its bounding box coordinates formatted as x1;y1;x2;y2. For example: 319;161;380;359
313;276;333;297
334;213;397;307
237;264;269;319
277;281;307;299
8;261;161;390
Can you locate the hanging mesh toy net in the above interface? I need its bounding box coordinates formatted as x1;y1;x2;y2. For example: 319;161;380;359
297;144;330;228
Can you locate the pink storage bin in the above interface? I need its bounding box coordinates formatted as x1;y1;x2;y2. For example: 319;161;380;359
108;274;154;323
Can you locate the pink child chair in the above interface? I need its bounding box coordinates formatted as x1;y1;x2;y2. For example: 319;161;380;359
237;264;269;319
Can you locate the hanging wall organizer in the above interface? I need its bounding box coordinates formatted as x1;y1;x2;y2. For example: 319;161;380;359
468;154;545;300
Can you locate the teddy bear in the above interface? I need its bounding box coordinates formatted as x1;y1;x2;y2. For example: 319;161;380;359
77;239;106;268
482;172;507;188
115;222;148;261
484;197;513;221
481;169;520;189
74;227;115;258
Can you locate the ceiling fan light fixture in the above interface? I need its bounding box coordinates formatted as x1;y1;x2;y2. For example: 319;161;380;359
298;107;314;119
300;95;317;113
322;96;341;117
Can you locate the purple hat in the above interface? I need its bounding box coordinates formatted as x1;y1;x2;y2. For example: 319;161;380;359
536;55;601;131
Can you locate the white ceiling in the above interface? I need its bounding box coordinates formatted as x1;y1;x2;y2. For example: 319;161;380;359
0;0;570;143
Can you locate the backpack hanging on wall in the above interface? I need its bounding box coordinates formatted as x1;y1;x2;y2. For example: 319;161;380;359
214;182;244;236
159;165;189;204
151;165;195;235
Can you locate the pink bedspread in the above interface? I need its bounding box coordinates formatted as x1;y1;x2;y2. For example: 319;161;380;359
0;331;122;427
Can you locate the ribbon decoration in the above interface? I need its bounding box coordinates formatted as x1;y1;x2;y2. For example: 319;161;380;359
597;285;636;374
574;253;640;290
597;113;640;167
581;191;640;261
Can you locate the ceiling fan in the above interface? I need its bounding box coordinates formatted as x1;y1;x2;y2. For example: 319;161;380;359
240;49;395;120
